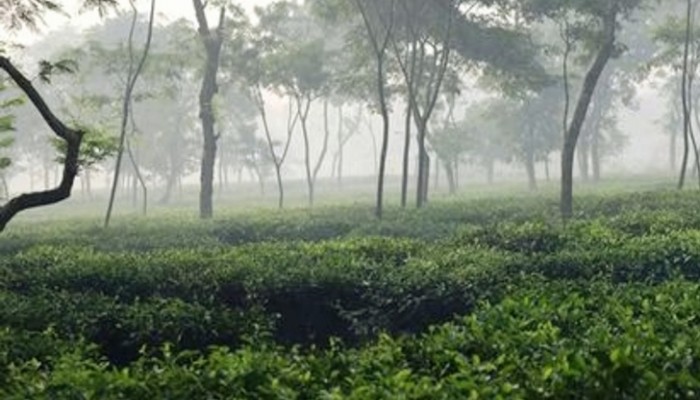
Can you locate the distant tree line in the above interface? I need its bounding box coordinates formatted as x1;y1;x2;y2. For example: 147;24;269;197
1;0;697;231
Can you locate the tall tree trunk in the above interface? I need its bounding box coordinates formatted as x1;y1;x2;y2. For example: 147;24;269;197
679;0;694;190
312;99;332;204
688;71;700;187
525;149;537;191
434;155;440;190
297;95;315;207
126;140;147;215
105;0;156;227
416;121;428;208
587;90;606;183
375;56;391;219
444;161;456;195
354;0;395;219
193;1;225;219
401;102;412;208
422;153;431;204
561;5;617;220
336;106;344;187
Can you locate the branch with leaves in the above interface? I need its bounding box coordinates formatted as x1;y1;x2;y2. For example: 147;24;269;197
0;56;83;231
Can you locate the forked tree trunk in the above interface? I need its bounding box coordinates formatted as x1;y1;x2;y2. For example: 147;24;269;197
354;0;395;219
105;0;156;227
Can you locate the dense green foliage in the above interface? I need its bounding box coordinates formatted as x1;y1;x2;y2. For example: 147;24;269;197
4;190;700;397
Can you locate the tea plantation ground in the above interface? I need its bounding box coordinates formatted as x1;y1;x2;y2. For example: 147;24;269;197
3;188;700;398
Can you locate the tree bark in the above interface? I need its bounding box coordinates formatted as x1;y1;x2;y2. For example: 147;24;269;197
0;56;83;232
561;5;617;220
193;0;225;219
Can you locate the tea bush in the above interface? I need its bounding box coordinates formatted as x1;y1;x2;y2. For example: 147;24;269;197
3;189;700;397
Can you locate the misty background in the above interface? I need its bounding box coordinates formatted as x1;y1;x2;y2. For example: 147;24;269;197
0;0;679;218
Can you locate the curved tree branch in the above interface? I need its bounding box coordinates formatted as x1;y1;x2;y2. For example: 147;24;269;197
0;55;83;232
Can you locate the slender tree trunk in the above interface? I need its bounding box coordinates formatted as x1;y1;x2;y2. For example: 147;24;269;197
126;140;147;215
312;99;332;204
375;57;391;219
444;161;456;195
401;102;412;208
416;121;428;208
526;149;537;191
297;95;315;207
193;1;225;219
434;155;440;191
422;154;430;204
561;6;617;220
354;0;395;219
336;106;344;187
105;0;156;227
688;73;700;188
679;0;694;190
